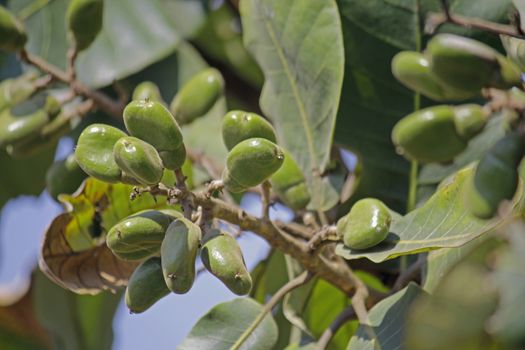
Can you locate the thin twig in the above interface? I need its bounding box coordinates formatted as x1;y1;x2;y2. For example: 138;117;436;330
307;226;338;251
19;50;124;119
231;271;314;350
317;307;356;350
261;181;271;219
174;169;193;220
66;47;78;81
392;254;426;293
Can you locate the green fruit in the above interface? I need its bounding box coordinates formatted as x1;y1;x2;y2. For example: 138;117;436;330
221;110;276;150
0;72;39;111
501;35;525;71
161;218;201;294
0;5;27;51
132;81;163;102
270;150;310;209
75;124;127;183
426;34;522;93
391;51;474;101
392;106;467;163
125;257;170;314
66;0;103;51
106;210;173;261
465;133;525;219
46;154;87;199
201;230;252;295
113;136;164;186
170;68;224;125
123;100;185;170
0;94;61;148
223;138;284;193
453;104;488;140
337;198;392;250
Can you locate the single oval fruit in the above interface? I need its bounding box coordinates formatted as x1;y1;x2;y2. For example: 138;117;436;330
123;100;185;169
392;105;467;163
223;138;284;193
453;104;488;140
0;94;61;148
391;51;473;101
132;81;163;102
221;110;276;151
337;198;392;250
46;154;87;200
75;124;127;183
465;133;525;219
201;231;252;295
66;0;103;51
170;68;224;125
501;35;525;72
426;34;522;93
106;210;173;261
270;150;310;209
125;257;170;314
161;218;201;294
0;72;39;111
113;136;164;186
0;5;27;52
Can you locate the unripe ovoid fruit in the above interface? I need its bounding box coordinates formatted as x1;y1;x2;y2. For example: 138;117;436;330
391;51;475;101
46;154;87;200
161;218;201;294
426;34;522;93
106;210;173;261
201;230;252;295
465;133;525;219
123;100;185;170
0;5;27;52
501;35;525;72
337;198;392;250
132;81;163;103
113;136;164;186
221;110;276;150
170;68;224;125
223;138;284;193
270;150;310;209
75;124;127;183
0;72;40;111
0;94;61;148
453;104;488;140
66;0;103;51
125;257;170;314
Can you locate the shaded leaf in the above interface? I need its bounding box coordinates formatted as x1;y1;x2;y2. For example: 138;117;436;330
240;0;344;210
336;166;519;262
33;270;121;350
347;283;424;350
178;298;278;350
39;178;174;294
12;0;182;88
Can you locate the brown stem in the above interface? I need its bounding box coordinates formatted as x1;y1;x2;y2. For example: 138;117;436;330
307;225;338;251
19;50;124;119
392;254;426;293
174;169;193;220
261;181;271;219
317;307;356;349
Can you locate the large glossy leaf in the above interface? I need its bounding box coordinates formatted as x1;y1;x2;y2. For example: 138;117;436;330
178;298;278;350
33;270;121;350
11;0;181;88
240;0;344;210
347;283;424;350
334;0;513;212
336;166;520;262
39;177;174;294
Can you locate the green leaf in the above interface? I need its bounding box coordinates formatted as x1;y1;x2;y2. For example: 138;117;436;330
12;0;182;88
334;0;514;212
240;0;344;210
39;177;175;294
178;298;278;350
33;270;121;350
0;145;55;210
347;283;424;350
336;166;518;262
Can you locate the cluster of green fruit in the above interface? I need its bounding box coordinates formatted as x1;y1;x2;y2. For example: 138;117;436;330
105;209;251;313
392;33;525;219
